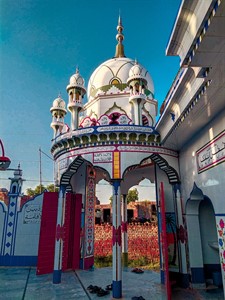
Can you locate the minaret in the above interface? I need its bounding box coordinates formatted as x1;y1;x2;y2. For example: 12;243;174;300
1;164;25;259
127;61;147;125
66;68;86;130
115;16;125;58
50;95;67;138
8;164;24;198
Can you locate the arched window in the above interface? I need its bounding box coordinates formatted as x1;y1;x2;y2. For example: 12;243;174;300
12;185;16;193
110;77;121;86
135;83;139;94
70;91;73;101
109;113;120;125
111;79;120;85
75;90;80;100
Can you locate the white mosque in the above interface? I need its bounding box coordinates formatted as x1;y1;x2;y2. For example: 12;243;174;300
0;1;225;299
49;17;169;298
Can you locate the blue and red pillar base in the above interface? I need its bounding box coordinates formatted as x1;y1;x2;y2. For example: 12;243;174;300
112;280;122;298
53;270;62;284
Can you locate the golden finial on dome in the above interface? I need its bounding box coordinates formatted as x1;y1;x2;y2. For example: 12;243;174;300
115;15;125;58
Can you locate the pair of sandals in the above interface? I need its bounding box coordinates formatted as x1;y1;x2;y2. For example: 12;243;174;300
131;268;144;274
87;284;111;297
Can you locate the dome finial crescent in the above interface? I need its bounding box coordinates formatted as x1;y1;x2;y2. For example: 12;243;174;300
115;15;125;58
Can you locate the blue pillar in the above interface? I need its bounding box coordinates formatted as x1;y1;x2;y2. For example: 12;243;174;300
112;180;122;298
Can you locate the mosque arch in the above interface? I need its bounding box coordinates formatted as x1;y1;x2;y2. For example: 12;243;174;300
60;156;85;186
185;183;219;284
59;152;180;191
122;164;152;193
60;156;111;189
149;153;180;184
121;153;180;187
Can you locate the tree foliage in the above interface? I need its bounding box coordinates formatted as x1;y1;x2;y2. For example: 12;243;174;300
109;188;139;204
126;188;139;204
26;184;59;196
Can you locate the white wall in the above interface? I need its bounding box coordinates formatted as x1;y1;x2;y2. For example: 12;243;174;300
179;108;225;213
14;194;43;256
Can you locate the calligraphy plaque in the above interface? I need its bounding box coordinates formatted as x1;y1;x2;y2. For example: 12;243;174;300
93;152;112;163
97;125;154;133
196;130;225;173
23;204;41;224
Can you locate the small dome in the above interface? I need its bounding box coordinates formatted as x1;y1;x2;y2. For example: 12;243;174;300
127;61;153;86
67;68;86;91
50;96;67;113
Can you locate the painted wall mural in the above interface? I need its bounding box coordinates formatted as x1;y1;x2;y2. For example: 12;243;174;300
166;212;179;269
216;215;225;287
0;194;43;265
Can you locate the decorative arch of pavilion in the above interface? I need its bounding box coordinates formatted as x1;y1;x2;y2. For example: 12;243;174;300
60;153;180;187
46;148;189;296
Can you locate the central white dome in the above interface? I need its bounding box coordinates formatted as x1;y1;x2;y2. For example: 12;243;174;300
87;57;154;102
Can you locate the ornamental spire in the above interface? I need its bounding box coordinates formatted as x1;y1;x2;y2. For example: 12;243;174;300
115;15;125;58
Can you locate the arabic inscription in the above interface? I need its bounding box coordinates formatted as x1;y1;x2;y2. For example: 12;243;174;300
24;204;41;224
197;131;225;173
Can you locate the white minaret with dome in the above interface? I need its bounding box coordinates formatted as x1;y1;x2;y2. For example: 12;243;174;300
67;68;86;130
50;95;67;138
127;61;150;126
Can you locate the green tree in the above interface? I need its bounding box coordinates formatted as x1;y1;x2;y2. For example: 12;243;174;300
26;188;36;197
109;195;113;204
26;184;58;196
46;184;59;192
127;188;138;204
109;188;139;204
34;184;46;194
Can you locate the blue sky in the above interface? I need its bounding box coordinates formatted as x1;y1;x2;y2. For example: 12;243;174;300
0;0;181;194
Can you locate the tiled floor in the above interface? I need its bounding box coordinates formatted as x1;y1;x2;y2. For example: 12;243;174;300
0;267;224;300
